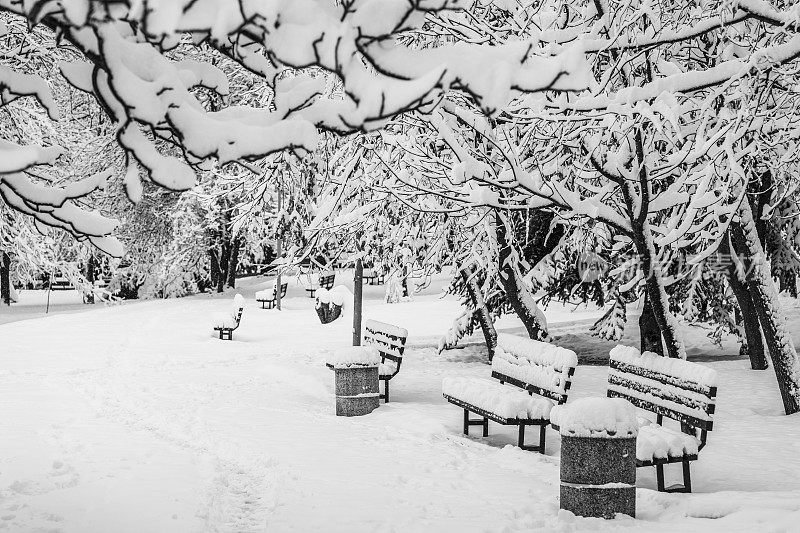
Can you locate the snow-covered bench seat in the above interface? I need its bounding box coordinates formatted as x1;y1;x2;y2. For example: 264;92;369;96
212;294;245;340
363;319;408;403
442;334;578;453
306;272;335;298
608;345;717;493
256;281;288;309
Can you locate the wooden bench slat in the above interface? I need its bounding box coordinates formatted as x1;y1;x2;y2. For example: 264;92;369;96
364;319;408;339
610;359;716;398
608;346;716;432
364;340;405;361
607;389;713;431
491;357;573;400
364;339;405;358
491;371;568;404
492;334;578;401
608;371;714;416
364;330;406;346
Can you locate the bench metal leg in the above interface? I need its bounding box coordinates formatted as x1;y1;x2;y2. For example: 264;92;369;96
463;409;488;436
682;459;692;493
656;460;693;493
539;424;546;454
518;424;547;453
379;379;389;403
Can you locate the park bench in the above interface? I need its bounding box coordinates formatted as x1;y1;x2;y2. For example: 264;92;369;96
363;319;408;403
442;334;578;453
212;294;245;340
306;272;335;298
256;281;288;309
362;268;385;285
607;345;717;493
50;276;73;290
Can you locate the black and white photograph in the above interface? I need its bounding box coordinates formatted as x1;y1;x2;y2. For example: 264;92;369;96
1;0;799;531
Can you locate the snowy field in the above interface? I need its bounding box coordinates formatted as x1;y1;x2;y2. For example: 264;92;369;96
0;290;97;326
2;273;800;532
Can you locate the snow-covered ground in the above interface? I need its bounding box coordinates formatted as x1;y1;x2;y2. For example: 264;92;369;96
0;289;102;326
1;273;799;532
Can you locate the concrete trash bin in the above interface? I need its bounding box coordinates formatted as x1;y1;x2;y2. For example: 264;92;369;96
551;397;638;519
327;346;381;416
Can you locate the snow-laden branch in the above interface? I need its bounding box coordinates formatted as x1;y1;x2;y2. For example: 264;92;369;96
562;36;800;111
0;171;122;256
0;63;59;119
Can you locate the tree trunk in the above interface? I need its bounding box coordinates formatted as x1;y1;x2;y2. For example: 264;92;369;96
623;132;685;359
209;249;220;288
731;201;800;415
495;210;559;340
629;218;685;359
461;265;498;360
217;242;229;293
721;236;768;370
499;266;548;340
639;293;663;355
0;250;10;305
778;270;798;297
85;252;96;304
401;263;410;298
226;236;241;288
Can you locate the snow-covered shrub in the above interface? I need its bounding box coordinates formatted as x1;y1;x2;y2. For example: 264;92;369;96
384;274;402;304
316;285;354;323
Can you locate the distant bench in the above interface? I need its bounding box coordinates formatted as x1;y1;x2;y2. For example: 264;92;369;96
443;334;578;453
212;295;245;340
608;346;717;493
362;268;385;285
363;319;408;403
256;282;288;309
50;277;73;290
306;272;335;298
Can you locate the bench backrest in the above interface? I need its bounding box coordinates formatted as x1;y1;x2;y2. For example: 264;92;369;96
51;277;73;289
319;273;335;290
273;282;288;298
229;294;245;329
363;319;408;366
491;333;578;404
607;345;717;431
